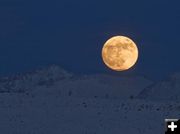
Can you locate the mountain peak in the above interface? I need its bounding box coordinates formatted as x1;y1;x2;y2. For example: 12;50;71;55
0;65;73;93
137;72;180;101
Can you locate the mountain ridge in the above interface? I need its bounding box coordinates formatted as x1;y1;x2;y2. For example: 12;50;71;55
138;72;180;101
0;65;153;100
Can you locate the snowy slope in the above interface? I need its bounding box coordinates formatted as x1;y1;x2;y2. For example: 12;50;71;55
0;65;72;93
0;65;179;134
0;65;152;100
138;72;180;101
51;74;153;100
0;92;179;134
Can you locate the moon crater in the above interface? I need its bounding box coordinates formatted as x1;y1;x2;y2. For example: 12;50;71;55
102;36;138;71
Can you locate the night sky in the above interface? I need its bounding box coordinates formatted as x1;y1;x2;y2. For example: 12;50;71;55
0;0;180;80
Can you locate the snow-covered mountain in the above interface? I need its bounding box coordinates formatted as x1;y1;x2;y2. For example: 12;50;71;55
138;72;180;101
0;65;179;134
0;65;152;100
0;65;72;93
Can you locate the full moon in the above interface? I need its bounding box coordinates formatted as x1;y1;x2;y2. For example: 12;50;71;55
102;36;138;71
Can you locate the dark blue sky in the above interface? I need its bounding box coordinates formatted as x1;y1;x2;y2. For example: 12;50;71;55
0;0;180;79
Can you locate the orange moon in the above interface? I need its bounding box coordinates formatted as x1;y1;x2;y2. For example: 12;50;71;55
102;36;138;71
